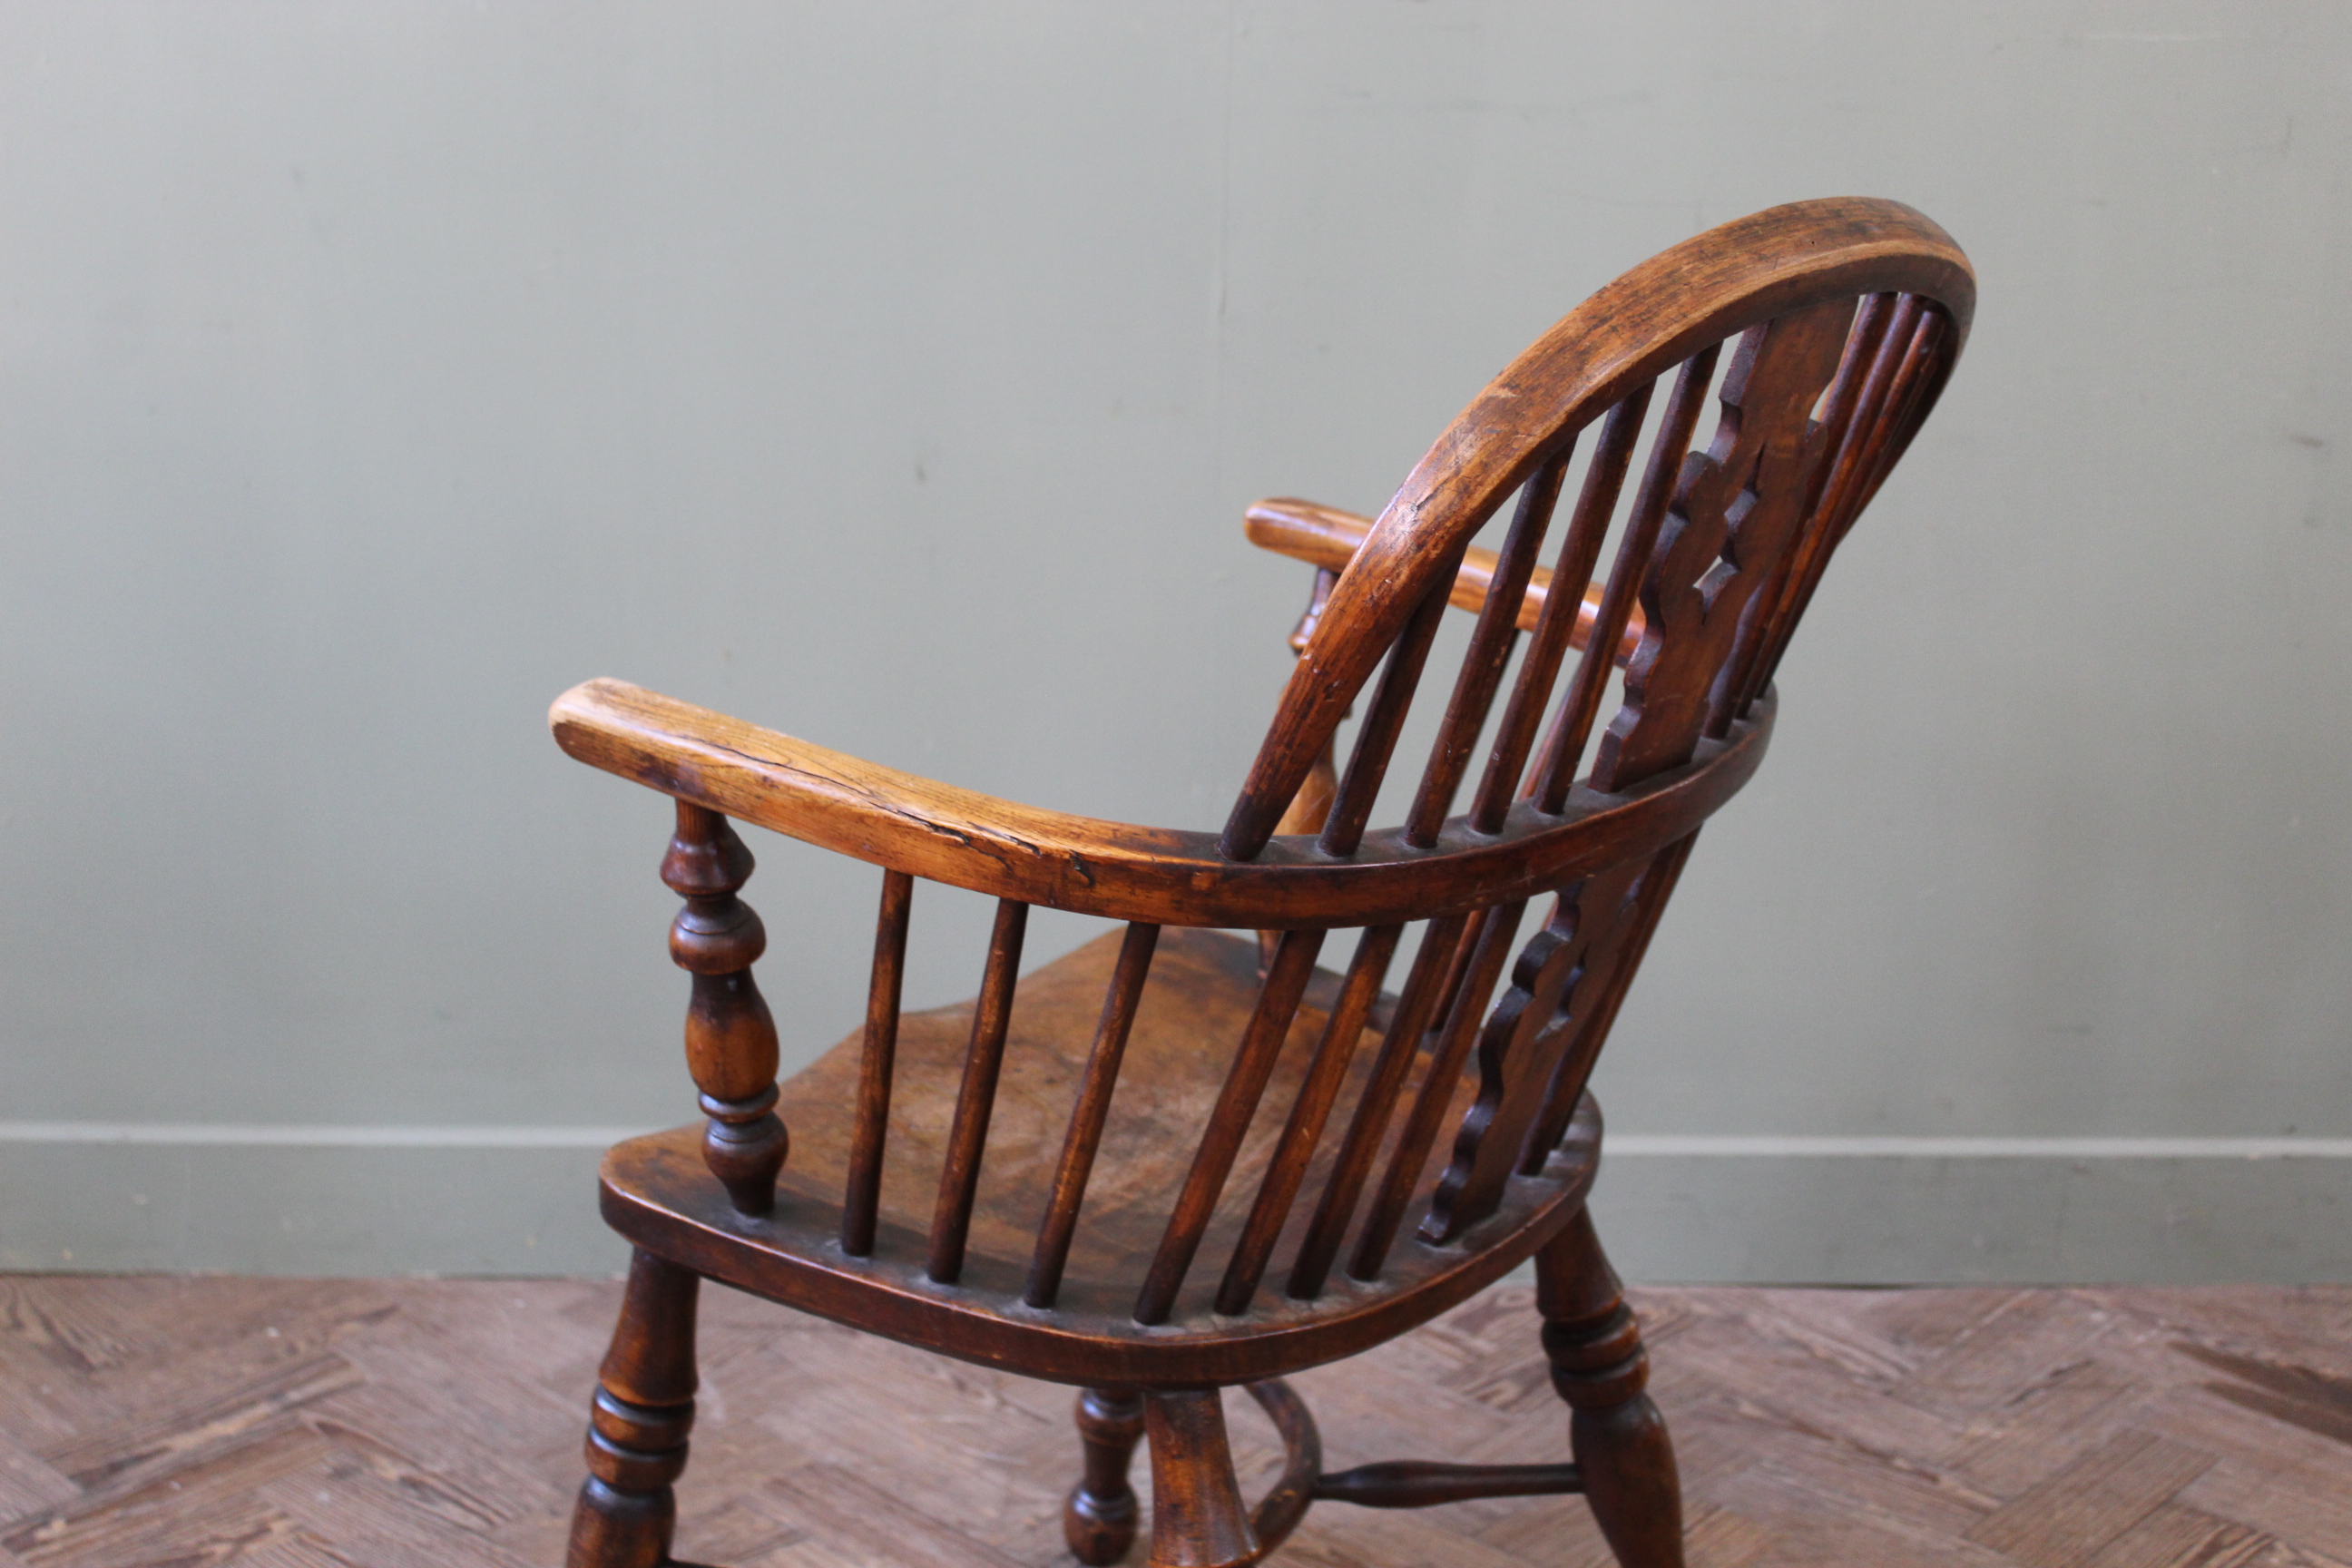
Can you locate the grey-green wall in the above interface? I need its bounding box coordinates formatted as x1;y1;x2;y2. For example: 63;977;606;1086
4;3;2347;1282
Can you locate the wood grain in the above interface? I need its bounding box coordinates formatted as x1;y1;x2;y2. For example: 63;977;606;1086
1246;494;1645;660
543;197;1982;1567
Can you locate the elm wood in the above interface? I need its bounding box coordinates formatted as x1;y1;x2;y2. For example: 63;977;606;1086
1315;559;1462;858
596;926;1602;1385
1350;899;1529;1283
1523;832;1700;1169
1590;299;1858;796
1065;1387;1146;1566
1469;387;1654;835
841;867;914;1257
1244;497;1646;662
1707;291;1897;733
1838;308;1952;526
1273;566;1343;842
1222;197;1973;861
1311;1461;1584;1508
1029;922;1164;1309
1745;305;1954;712
565;1250;700;1568
1133;1382;1319;1567
1142;1391;1257;1568
661;803;787;1214
1530;346;1721;816
1215;923;1403;1316
1403;447;1570;848
550;675;1773;930
1238;1378;1323;1557
602;1120;1605;1390
1738;298;1941;717
1540;1210;1686;1568
927;897;1031;1284
1133;928;1329;1326
1260;568;1342;974
1422;858;1650;1245
1285;907;1471;1302
549;201;1975;1568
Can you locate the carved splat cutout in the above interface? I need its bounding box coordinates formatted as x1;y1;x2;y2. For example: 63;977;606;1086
1590;296;1857;794
1419;855;1651;1244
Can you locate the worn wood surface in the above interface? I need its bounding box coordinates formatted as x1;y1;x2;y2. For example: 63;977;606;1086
546;199;1980;1566
2;1274;2345;1567
1240;497;1645;664
595;928;1605;1387
545;678;1769;932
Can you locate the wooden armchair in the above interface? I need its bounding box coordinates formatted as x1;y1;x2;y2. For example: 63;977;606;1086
548;197;1973;1568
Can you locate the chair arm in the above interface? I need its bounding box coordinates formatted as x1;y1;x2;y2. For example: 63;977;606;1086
1243;498;1642;665
549;677;1769;928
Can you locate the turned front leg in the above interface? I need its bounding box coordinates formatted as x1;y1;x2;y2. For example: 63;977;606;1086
1064;1387;1146;1564
568;1250;701;1568
1537;1209;1686;1568
662;801;789;1213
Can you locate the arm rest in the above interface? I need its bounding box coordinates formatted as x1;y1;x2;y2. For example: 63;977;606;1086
1243;497;1643;664
549;676;1769;927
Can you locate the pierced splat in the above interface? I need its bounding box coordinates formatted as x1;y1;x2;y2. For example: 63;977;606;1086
1591;297;1857;794
550;200;1975;1568
1420;856;1649;1244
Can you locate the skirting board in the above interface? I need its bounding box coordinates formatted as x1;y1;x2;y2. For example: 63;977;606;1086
0;1126;2346;1282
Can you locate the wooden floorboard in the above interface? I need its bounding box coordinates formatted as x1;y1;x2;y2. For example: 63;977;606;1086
0;1277;2345;1567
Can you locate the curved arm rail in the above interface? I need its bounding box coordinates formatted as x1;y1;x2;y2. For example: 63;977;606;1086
1244;497;1645;664
549;677;1775;927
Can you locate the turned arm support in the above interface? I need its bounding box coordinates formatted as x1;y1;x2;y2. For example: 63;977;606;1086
1244;497;1644;666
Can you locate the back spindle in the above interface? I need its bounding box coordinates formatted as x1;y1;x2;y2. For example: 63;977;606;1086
662;801;789;1215
1026;921;1162;1309
1316;545;1468;858
1261;567;1343;974
1469;385;1653;833
1348;898;1528;1282
1529;345;1721;814
841;868;914;1256
1133;926;1328;1325
926;897;1031;1284
1285;906;1472;1300
1403;448;1573;847
1215;922;1404;1315
1710;292;1898;731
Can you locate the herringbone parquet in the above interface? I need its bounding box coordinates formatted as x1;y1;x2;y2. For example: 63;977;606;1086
1;1276;2345;1567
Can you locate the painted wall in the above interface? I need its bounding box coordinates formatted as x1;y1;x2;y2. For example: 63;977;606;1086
4;2;2347;1280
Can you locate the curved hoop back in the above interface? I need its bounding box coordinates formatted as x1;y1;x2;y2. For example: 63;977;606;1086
1220;197;1975;865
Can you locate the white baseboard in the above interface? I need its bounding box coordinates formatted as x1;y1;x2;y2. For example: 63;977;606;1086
2;1126;2346;1281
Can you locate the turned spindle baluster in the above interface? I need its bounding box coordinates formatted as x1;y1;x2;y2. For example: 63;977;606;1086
662;800;789;1214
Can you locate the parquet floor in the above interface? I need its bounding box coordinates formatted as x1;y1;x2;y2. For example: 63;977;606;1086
0;1276;2345;1567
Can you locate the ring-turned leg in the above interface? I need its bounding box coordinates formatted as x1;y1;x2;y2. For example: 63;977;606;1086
1065;1387;1146;1564
567;1250;701;1568
1537;1209;1685;1568
1142;1390;1258;1568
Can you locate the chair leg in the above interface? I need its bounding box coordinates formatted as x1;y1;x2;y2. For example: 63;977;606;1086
1065;1387;1147;1564
1536;1209;1686;1568
1142;1390;1258;1568
567;1250;701;1568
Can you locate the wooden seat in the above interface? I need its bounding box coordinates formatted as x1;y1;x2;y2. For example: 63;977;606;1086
549;197;1975;1568
600;926;1602;1387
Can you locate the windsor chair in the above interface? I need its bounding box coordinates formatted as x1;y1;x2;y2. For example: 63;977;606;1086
548;197;1973;1568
